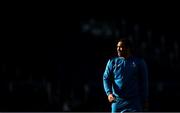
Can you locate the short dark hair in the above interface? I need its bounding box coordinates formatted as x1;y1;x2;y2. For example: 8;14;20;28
117;38;133;50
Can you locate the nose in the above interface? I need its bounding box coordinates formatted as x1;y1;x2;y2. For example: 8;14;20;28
117;47;123;51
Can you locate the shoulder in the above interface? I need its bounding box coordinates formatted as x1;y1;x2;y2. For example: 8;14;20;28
108;56;122;62
132;56;147;65
131;55;144;61
106;56;120;65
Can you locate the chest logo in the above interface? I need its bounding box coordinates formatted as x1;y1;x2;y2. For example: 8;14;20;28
132;62;136;68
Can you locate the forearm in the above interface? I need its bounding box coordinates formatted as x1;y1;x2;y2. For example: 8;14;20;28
103;79;112;96
103;59;113;96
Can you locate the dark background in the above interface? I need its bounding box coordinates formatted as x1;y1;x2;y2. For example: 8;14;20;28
1;9;180;111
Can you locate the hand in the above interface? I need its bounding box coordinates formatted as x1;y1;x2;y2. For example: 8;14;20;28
108;94;116;103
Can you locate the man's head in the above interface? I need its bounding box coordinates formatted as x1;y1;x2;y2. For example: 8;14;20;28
116;38;133;58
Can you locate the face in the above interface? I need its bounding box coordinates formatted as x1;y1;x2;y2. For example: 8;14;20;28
117;41;129;57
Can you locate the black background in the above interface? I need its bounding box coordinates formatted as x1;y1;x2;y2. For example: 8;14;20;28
1;7;180;111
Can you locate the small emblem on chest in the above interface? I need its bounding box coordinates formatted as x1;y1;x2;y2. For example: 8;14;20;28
132;62;136;68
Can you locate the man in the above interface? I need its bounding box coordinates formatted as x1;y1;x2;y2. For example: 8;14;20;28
103;38;149;112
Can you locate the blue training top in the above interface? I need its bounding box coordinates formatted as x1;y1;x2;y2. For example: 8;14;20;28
103;56;148;102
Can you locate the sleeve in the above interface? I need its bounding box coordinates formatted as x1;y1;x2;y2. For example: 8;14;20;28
103;59;113;96
139;59;149;102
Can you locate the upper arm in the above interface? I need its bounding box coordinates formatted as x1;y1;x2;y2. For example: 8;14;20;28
103;59;113;79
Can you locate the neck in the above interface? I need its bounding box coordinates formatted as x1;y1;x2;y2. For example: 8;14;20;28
119;53;132;59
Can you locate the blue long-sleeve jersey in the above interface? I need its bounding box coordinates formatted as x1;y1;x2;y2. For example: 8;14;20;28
103;56;148;102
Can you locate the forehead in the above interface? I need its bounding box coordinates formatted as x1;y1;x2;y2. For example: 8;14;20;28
117;41;124;46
